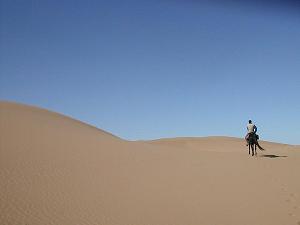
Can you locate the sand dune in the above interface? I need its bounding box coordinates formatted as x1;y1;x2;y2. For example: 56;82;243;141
1;101;299;225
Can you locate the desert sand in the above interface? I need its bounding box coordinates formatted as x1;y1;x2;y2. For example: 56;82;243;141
1;101;299;225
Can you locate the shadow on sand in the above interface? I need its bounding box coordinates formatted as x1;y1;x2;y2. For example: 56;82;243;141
260;154;288;158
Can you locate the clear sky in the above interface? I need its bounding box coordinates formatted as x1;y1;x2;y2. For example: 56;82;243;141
1;0;300;144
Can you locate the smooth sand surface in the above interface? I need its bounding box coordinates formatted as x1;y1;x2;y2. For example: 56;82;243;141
1;101;300;225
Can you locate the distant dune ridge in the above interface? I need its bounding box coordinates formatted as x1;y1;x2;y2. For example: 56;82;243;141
0;101;299;225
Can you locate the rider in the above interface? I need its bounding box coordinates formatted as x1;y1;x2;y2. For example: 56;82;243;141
245;120;257;146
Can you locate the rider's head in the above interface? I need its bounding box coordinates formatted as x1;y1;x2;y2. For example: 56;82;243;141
249;120;252;124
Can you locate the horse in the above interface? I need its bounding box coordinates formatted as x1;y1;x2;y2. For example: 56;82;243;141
247;133;265;156
248;133;257;156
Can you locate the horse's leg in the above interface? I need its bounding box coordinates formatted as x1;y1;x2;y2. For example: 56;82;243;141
248;144;250;155
251;144;254;156
255;144;257;155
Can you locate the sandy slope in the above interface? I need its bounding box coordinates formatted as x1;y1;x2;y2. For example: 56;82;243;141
1;101;299;225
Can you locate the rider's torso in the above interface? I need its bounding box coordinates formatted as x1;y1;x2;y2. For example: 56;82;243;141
247;124;255;133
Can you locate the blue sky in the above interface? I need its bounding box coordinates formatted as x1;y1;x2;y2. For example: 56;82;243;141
1;0;300;144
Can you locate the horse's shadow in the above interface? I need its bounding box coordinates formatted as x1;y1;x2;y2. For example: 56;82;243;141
260;154;287;158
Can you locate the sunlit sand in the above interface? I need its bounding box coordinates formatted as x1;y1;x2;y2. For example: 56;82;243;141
1;101;299;225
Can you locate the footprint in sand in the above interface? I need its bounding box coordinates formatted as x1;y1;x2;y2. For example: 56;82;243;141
281;186;286;191
297;221;300;225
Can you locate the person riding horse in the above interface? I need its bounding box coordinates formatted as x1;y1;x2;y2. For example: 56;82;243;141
245;120;264;151
245;120;257;146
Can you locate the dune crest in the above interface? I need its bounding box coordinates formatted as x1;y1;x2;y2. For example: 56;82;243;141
1;101;299;225
0;101;120;140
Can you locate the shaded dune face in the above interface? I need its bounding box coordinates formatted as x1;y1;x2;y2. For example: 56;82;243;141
0;101;299;225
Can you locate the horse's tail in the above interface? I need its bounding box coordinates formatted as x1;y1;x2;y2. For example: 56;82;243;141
257;143;265;151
